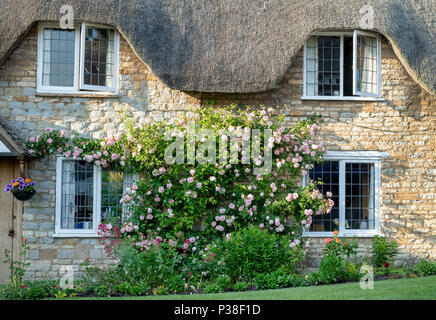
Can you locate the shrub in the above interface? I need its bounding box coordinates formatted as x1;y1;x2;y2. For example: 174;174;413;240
77;265;125;296
319;254;347;283
116;240;182;288
318;233;358;283
271;269;307;288
253;273;279;290
215;275;232;291
305;271;323;285
203;283;224;293
164;274;185;293
233;281;249;291
217;226;306;281
371;236;397;268
412;260;436;277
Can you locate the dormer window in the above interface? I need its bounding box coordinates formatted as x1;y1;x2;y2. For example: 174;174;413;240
37;22;119;94
302;31;382;100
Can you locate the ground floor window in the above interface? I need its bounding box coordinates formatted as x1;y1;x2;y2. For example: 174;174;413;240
55;158;133;236
303;151;386;237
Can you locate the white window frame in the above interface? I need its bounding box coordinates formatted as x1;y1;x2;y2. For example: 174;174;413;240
36;22;120;95
353;30;382;98
302;151;388;238
36;23;81;93
54;157;135;237
302;31;383;101
80;23;120;93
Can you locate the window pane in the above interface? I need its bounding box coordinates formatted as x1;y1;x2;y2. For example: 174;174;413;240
305;36;319;96
305;36;341;96
101;170;125;225
356;35;378;94
83;27;114;87
345;163;375;230
61;161;94;229
308;161;340;232
42;28;75;87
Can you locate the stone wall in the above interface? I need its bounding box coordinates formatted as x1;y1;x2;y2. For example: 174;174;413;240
0;24;434;279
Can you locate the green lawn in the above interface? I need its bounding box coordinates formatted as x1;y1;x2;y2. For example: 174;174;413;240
76;275;436;300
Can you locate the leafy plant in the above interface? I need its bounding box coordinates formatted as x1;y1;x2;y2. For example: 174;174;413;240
2;239;31;299
203;283;224;293
371;236;397;268
318;232;358;283
217;226;306;281
233;281;249;291
412;260;436;277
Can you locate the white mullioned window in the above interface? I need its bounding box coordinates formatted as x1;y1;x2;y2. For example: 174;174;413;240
303;151;387;237
37;22;120;94
55;157;134;237
303;30;382;100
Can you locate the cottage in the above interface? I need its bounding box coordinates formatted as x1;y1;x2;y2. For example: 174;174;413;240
0;0;434;282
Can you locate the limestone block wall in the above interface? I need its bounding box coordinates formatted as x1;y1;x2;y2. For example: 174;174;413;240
0;24;434;279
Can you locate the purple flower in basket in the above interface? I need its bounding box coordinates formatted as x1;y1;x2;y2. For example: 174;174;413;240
4;177;36;197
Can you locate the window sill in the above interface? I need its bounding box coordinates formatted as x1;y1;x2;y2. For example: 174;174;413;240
301;96;385;102
53;233;101;238
36;91;119;98
302;232;380;238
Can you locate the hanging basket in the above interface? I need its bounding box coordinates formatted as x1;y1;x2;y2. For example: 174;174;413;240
13;189;36;201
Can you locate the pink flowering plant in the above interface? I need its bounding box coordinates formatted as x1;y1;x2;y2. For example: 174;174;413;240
25;105;334;286
117;106;333;248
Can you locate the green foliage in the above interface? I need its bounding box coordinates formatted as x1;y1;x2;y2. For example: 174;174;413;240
371;236;398;268
412;260;436;277
217;226;306;281
233;281;249;291
116;240;182;288
305;272;323;285
318;236;358;284
1;240;31;299
319;255;347;283
164;274;185;293
203;283;224;293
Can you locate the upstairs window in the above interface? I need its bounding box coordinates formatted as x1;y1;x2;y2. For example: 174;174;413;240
303;31;381;99
37;22;119;94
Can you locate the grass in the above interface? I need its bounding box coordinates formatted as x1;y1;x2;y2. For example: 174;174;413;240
75;275;436;300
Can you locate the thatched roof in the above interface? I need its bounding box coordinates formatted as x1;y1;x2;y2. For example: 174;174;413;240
0;0;435;94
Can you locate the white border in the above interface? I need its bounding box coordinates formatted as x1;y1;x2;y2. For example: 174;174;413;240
36;22;119;95
79;23;120;93
302;30;382;100
353;30;382;97
302;151;387;238
37;23;80;93
54;157;132;238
